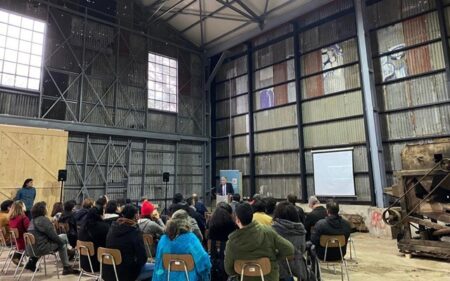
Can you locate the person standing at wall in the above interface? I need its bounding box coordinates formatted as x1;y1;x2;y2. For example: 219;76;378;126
15;178;36;219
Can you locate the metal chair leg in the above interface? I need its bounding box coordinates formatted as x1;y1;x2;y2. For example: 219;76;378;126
13;252;25;277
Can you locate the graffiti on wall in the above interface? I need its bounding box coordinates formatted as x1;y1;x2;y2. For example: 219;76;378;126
381;43;407;82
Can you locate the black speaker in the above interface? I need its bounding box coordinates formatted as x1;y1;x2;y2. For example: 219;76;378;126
58;169;67;182
163;172;170;182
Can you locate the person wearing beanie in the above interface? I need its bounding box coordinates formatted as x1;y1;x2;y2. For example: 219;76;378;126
171;209;203;241
138;201;165;241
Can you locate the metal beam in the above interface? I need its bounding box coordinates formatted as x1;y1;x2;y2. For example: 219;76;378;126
216;0;261;23
154;8;248;22
354;0;387;207
164;0;197;22
292;22;308;203
152;0;184;23
180;4;229;33
206;0;333;56
246;42;256;197
0;115;208;142
206;51;230;88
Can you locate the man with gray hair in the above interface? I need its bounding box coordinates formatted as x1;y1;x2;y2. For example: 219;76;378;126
305;196;327;240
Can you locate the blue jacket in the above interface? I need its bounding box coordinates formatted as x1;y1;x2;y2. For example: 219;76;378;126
153;232;211;281
15;187;36;211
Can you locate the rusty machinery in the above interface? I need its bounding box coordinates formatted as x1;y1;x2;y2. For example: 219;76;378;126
383;139;450;260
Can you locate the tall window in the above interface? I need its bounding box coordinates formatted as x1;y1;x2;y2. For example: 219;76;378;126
147;52;178;113
0;9;45;91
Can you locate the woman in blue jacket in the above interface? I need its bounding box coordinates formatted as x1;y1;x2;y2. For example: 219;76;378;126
15;178;36;219
153;209;211;281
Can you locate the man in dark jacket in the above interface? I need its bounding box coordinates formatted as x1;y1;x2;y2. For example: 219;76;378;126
305;196;328;241
104;204;153;281
225;202;294;281
311;200;351;261
287;193;305;224
58;200;78;248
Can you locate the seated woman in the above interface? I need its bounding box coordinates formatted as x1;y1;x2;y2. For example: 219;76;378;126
26;201;78;275
207;202;237;281
272;201;308;281
50;202;63;223
8;200;30;264
78;204;109;272
103;200;120;225
153;209;211;281
58;200;78;248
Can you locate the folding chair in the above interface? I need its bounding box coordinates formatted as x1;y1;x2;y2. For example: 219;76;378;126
76;240;99;281
163;254;194;281
0;226;10;259
98;247;122;281
17;233;60;281
2;228;26;277
319;235;350;281
234;257;271;281
142;234;154;260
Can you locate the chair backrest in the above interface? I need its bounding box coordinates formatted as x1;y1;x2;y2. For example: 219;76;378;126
234;257;271;277
97;247;122;266
207;240;221;253
142;234;153;247
163;254;195;272
24;233;36;246
9;228;20;245
77;240;95;257
0;227;7;246
319;235;346;248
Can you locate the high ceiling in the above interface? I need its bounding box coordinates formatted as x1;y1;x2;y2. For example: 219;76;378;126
136;0;331;56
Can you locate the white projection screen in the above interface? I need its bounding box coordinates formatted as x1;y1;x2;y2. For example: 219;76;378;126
313;149;355;196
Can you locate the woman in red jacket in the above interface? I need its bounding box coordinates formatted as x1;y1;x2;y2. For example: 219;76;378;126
9;200;30;264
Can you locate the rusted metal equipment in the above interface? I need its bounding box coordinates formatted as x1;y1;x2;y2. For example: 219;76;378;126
383;139;450;260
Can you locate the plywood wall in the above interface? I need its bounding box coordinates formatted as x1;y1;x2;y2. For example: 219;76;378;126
0;125;68;210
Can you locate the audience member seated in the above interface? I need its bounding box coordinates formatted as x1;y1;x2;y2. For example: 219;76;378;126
78;204;109;272
264;197;277;217
168;193;186;216
96;196;108;212
0;199;13;243
287;194;305;224
8;200;30;264
105;204;153;281
74;198;94;227
50;202;63;223
25;201;78;275
249;193;262;205
138;200;165;239
272;201;308;281
252;199;273;225
311;200;351;261
58;200;78;248
171;209;203;241
192;193;208;218
103;200;120;225
152;210;211;281
208;202;237;242
208;202;237;281
224;202;294;281
170;197;206;241
229;193;241;213
305;196;327;241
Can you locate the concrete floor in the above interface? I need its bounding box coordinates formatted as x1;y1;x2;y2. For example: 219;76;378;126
0;233;449;281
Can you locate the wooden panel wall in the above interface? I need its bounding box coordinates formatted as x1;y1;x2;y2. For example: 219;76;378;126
0;125;68;210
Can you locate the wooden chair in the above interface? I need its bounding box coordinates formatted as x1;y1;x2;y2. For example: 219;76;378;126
76;240;99;281
319;235;350;281
163;254;194;281
97;247;122;281
142;234;154;260
17;233;60;281
234;257;271;281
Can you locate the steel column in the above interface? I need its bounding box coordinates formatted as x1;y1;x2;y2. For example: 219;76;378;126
292;22;308;203
354;0;387;207
246;42;256;196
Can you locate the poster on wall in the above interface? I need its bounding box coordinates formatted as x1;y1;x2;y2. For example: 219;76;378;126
219;170;242;196
312;148;355;196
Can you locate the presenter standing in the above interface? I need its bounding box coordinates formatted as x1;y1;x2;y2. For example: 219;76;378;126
218;176;234;196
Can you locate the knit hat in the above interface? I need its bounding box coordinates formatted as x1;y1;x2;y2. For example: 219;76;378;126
141;201;155;217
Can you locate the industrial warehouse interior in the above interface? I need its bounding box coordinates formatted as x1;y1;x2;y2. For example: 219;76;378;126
0;0;449;280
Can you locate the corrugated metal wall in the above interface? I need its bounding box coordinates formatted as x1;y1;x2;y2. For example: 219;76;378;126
368;0;450;187
0;0;207;203
212;0;450;204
